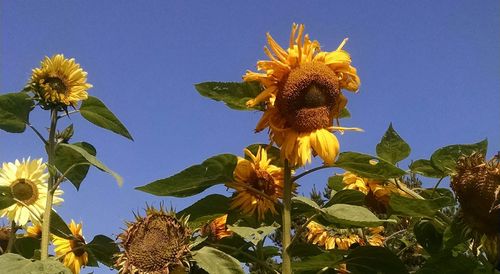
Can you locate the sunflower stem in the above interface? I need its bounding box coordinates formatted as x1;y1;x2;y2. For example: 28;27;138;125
282;160;292;274
292;165;333;182
41;108;59;260
6;221;17;253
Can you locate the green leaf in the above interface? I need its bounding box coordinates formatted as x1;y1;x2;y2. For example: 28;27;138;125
245;144;282;166
289;242;325;257
192;246;245;274
414;220;443;255
136;154;237;197
416;253;478;274
335;152;406;180
54;142;96;190
430;139;488;175
80;96;133;140
227;223;279;245
321;204;395;227
443;217;471;250
326;189;366;206
292;196;321;210
50;210;72;239
195;81;263;111
345;246;409;274
291;252;344;272
376;123;411;164
328;175;345;191
0;253;71;274
388;195;454;218
339;107;351;119
0;92;34;133
85;235;120;267
0;186;15;210
178;194;231;229
14;237;40;259
57;143;123;186
409;159;446;178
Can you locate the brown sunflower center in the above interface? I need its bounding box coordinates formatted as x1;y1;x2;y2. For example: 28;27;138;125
11;179;39;205
44;77;67;94
124;214;190;272
250;169;276;196
70;235;86;257
276;62;340;132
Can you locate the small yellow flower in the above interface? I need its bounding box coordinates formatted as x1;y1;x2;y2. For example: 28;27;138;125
26;223;43;238
226;147;285;220
244;24;361;167
0;158;63;226
53;220;88;274
30;54;92;107
201;214;233;240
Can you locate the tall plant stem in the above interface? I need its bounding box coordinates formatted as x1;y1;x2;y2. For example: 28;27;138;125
41;109;58;259
282;160;292;274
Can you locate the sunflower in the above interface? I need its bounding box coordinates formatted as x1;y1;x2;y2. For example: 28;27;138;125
226;146;285;220
244;24;361;167
53;220;88;274
0;158;63;226
201;214;232;241
26;223;43;238
115;207;191;274
305;221;363;250
30;54;92;108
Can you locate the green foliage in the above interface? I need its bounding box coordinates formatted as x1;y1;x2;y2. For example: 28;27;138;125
414;220;443;255
85;235;120;267
321;204;396;227
388;195;454;218
430;139;488;175
178;194;231;229
80;96;133;140
326;189;366;206
192;246;245;274
291;251;344;272
345;246;409;274
195;82;264;111
410;159;446;178
335;152;406;180
14;237;41;259
376;123;411;164
0;253;71;274
0;185;15;210
54;142;96;190
0;92;34;133
416;253;479;274
50;210;72;239
328;175;345;191
227;223;279;245
136;154;237;197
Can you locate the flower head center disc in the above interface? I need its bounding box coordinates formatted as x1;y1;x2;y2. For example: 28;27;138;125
70;235;86;257
44;77;67;94
276;62;340;132
251;169;276;196
11;179;38;205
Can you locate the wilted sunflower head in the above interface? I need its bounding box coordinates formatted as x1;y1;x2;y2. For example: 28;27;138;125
451;153;500;235
306;221;364;250
116;207;192;274
244;23;361;166
0;226;10;254
30;54;92;109
201;214;232;241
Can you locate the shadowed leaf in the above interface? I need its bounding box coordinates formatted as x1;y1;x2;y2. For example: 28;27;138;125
195;81;263;111
0;92;34;133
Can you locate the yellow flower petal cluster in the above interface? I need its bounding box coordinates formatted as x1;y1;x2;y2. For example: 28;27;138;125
26;223;43;238
53;220;88;274
226;147;285;220
30;54;92;107
244;24;361;167
306;221;385;250
201;214;233;241
0;158;63;226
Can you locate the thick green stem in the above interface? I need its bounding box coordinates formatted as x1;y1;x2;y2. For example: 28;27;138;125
282;160;292;274
40;109;58;259
6;221;17;253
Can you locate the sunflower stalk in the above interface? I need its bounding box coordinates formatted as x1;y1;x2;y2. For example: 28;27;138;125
282;160;293;274
6;221;17;253
41;108;59;259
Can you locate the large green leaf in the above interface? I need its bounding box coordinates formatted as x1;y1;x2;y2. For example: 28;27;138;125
0;186;15;210
291;252;344;272
178;194;231;229
195;81;263;111
0;253;71;274
345;246;409;274
54;142;96;190
0;92;34;133
321;204;395;227
227;223;279;245
14;237;40;259
326;189;366;206
430;139;488;175
136;154;237;197
335;152;406;180
192;246;245;274
414;220;443;255
409;159;446;178
376;123;411;164
85;235;120;267
50;210;72;239
388;195;454;218
80;96;133;140
416;253;478;274
57;143;123;186
328;175;345;191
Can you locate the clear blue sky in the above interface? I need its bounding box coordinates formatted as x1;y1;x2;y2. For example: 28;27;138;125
1;1;499;273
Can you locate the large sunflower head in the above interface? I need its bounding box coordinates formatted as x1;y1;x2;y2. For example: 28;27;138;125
30;54;92;108
53;220;89;274
244;24;361;167
201;214;232;241
226;146;285;220
0;158;63;226
115;207;192;274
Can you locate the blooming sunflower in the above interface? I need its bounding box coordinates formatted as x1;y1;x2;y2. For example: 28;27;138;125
244;24;361;167
30;54;92;107
305;221;363;250
0;158;63;226
226;146;285;220
201;214;232;241
26;223;43;238
115;207;191;274
53;220;88;274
